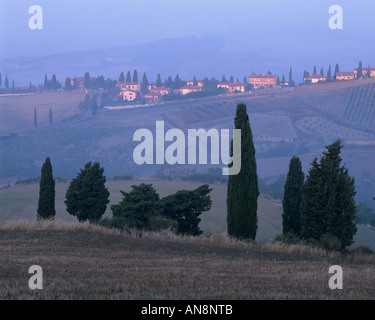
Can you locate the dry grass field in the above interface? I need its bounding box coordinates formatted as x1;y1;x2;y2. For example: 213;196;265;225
1;220;375;300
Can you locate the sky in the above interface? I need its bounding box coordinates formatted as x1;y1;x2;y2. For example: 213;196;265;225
1;0;374;59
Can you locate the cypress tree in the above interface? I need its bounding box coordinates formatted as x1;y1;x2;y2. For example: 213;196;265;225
119;72;125;83
167;76;174;88
44;74;48;89
222;74;227;83
65;77;72;90
327;64;332;81
156;74;162;87
51;74;57;90
49;108;53;124
289;66;293;83
37;157;56;220
132;70;138;83
282;74;285;84
5;75;9;89
334;63;340;79
174;74;180;89
313;66;317;75
357;61;363;79
230;75;234;83
301;140;357;249
34;108;37;127
12;80;14;90
0;73;2;87
126;71;131;83
84;72;91;89
141;72;149;93
227;103;259;240
282;156;305;236
320;66;324;76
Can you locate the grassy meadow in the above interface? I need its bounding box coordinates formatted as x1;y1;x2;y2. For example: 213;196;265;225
1;222;375;299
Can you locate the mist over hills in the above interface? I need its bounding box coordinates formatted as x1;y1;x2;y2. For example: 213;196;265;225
1;22;374;87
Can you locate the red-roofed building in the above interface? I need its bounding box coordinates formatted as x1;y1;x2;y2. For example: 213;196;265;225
217;82;246;93
248;74;278;89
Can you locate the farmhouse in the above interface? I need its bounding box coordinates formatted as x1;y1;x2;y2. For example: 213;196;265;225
73;77;97;90
186;80;204;87
144;91;161;104
116;82;141;92
336;72;355;81
217;82;231;90
177;85;202;95
304;75;326;84
353;67;375;78
217;82;246;93
119;89;137;101
248;74;278;89
152;87;172;95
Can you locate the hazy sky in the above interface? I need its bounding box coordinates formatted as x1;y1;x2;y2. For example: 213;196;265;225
1;0;374;59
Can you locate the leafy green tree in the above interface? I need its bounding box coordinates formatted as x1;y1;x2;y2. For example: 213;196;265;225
282;156;304;236
126;71;131;83
111;183;161;230
301;140;357;249
227;103;259;240
34;108;37;127
162;184;212;236
65;162;110;222
132;70;138;83
119;72;125;83
37;157;56;220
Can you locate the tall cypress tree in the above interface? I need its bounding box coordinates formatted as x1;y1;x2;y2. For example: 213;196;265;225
49;108;53;124
174;74;180;89
301;140;357;249
327;64;332;81
227;103;259;240
334;63;339;80
289;66;293;83
119;72;125;83
126;71;131;83
44;74;48;89
357;61;363;79
282;156;305;236
141;72;149;93
37;157;56;220
0;73;2;87
313;66;317;75
133;70;138;83
34;108;37;127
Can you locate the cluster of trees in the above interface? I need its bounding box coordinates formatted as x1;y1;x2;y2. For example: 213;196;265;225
37;159;212;236
35;103;369;250
225;103;359;250
281;141;358;250
44;74;62;90
78;94;100;115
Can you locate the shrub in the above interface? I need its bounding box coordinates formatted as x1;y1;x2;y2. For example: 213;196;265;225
149;215;177;232
274;232;301;245
319;234;342;251
352;246;374;255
